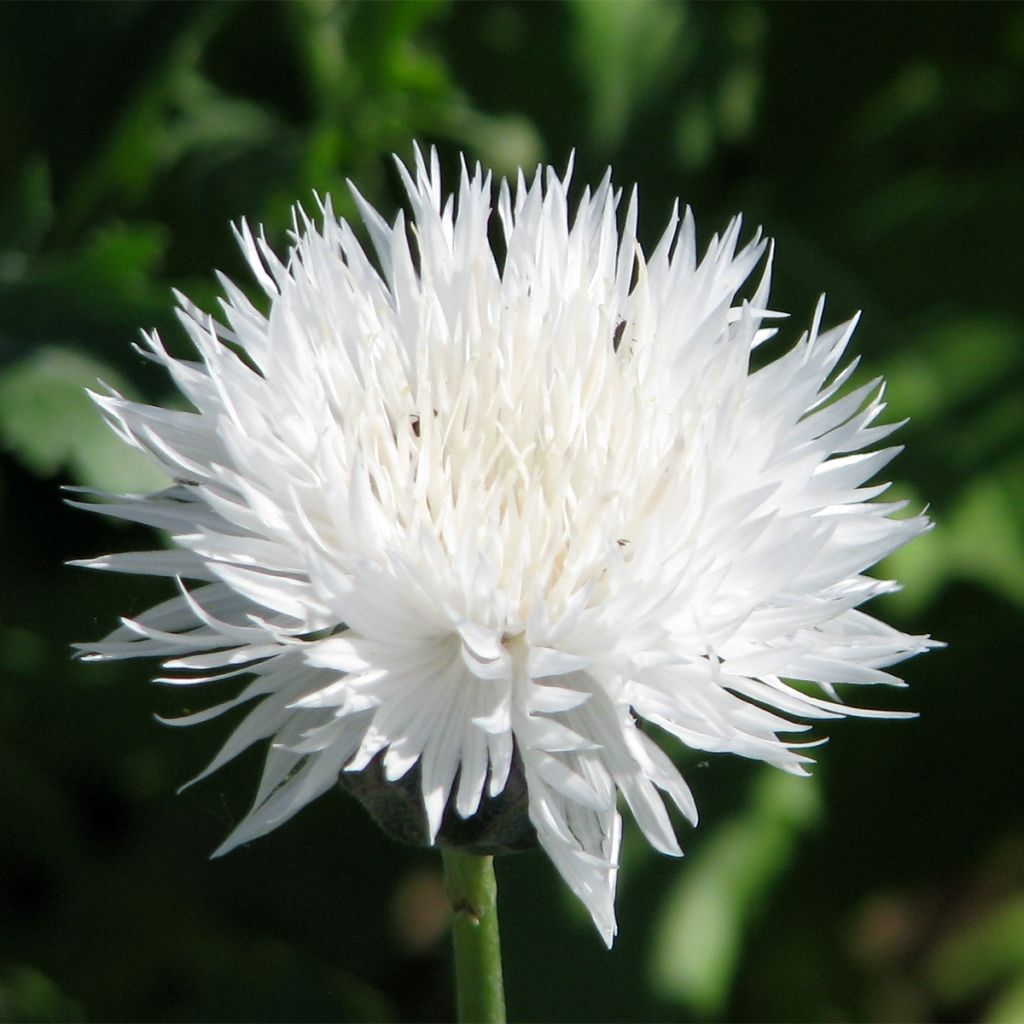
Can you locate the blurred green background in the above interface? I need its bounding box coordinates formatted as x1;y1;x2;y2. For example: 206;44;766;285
1;2;1022;1021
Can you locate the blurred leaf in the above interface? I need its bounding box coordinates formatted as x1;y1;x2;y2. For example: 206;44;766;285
988;977;1024;1024
886;461;1024;616
0;965;84;1024
571;0;686;149
161;69;281;163
58;4;229;237
946;465;1024;610
928;894;1024;1008
879;314;1024;615
883;316;1021;428
454;111;543;179
287;0;459;191
649;770;821;1016
856;60;944;144
674;98;716;172
0;221;174;371
0;157;53;262
0;346;169;492
80;221;168;291
716;59;761;143
877;494;948;616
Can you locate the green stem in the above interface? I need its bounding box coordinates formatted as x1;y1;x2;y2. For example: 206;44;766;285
441;848;506;1023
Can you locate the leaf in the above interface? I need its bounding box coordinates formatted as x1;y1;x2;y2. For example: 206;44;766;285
0;346;169;492
988;977;1024;1024
0;157;54;260
928;894;1024;1009
648;770;821;1016
884;461;1024;615
570;0;687;149
56;4;230;236
0;221;177;371
882;315;1022;428
879;315;1024;614
0;965;85;1024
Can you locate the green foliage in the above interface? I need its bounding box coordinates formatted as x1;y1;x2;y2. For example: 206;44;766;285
929;894;1024;1013
0;2;1022;1021
570;0;687;149
649;771;821;1016
0;346;169;493
0;965;85;1024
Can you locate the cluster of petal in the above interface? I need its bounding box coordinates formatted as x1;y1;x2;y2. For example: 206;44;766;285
74;149;935;944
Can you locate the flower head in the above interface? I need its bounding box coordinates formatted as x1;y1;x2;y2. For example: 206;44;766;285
75;148;935;944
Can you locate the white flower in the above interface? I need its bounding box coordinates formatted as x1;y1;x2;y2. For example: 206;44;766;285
74;148;935;945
